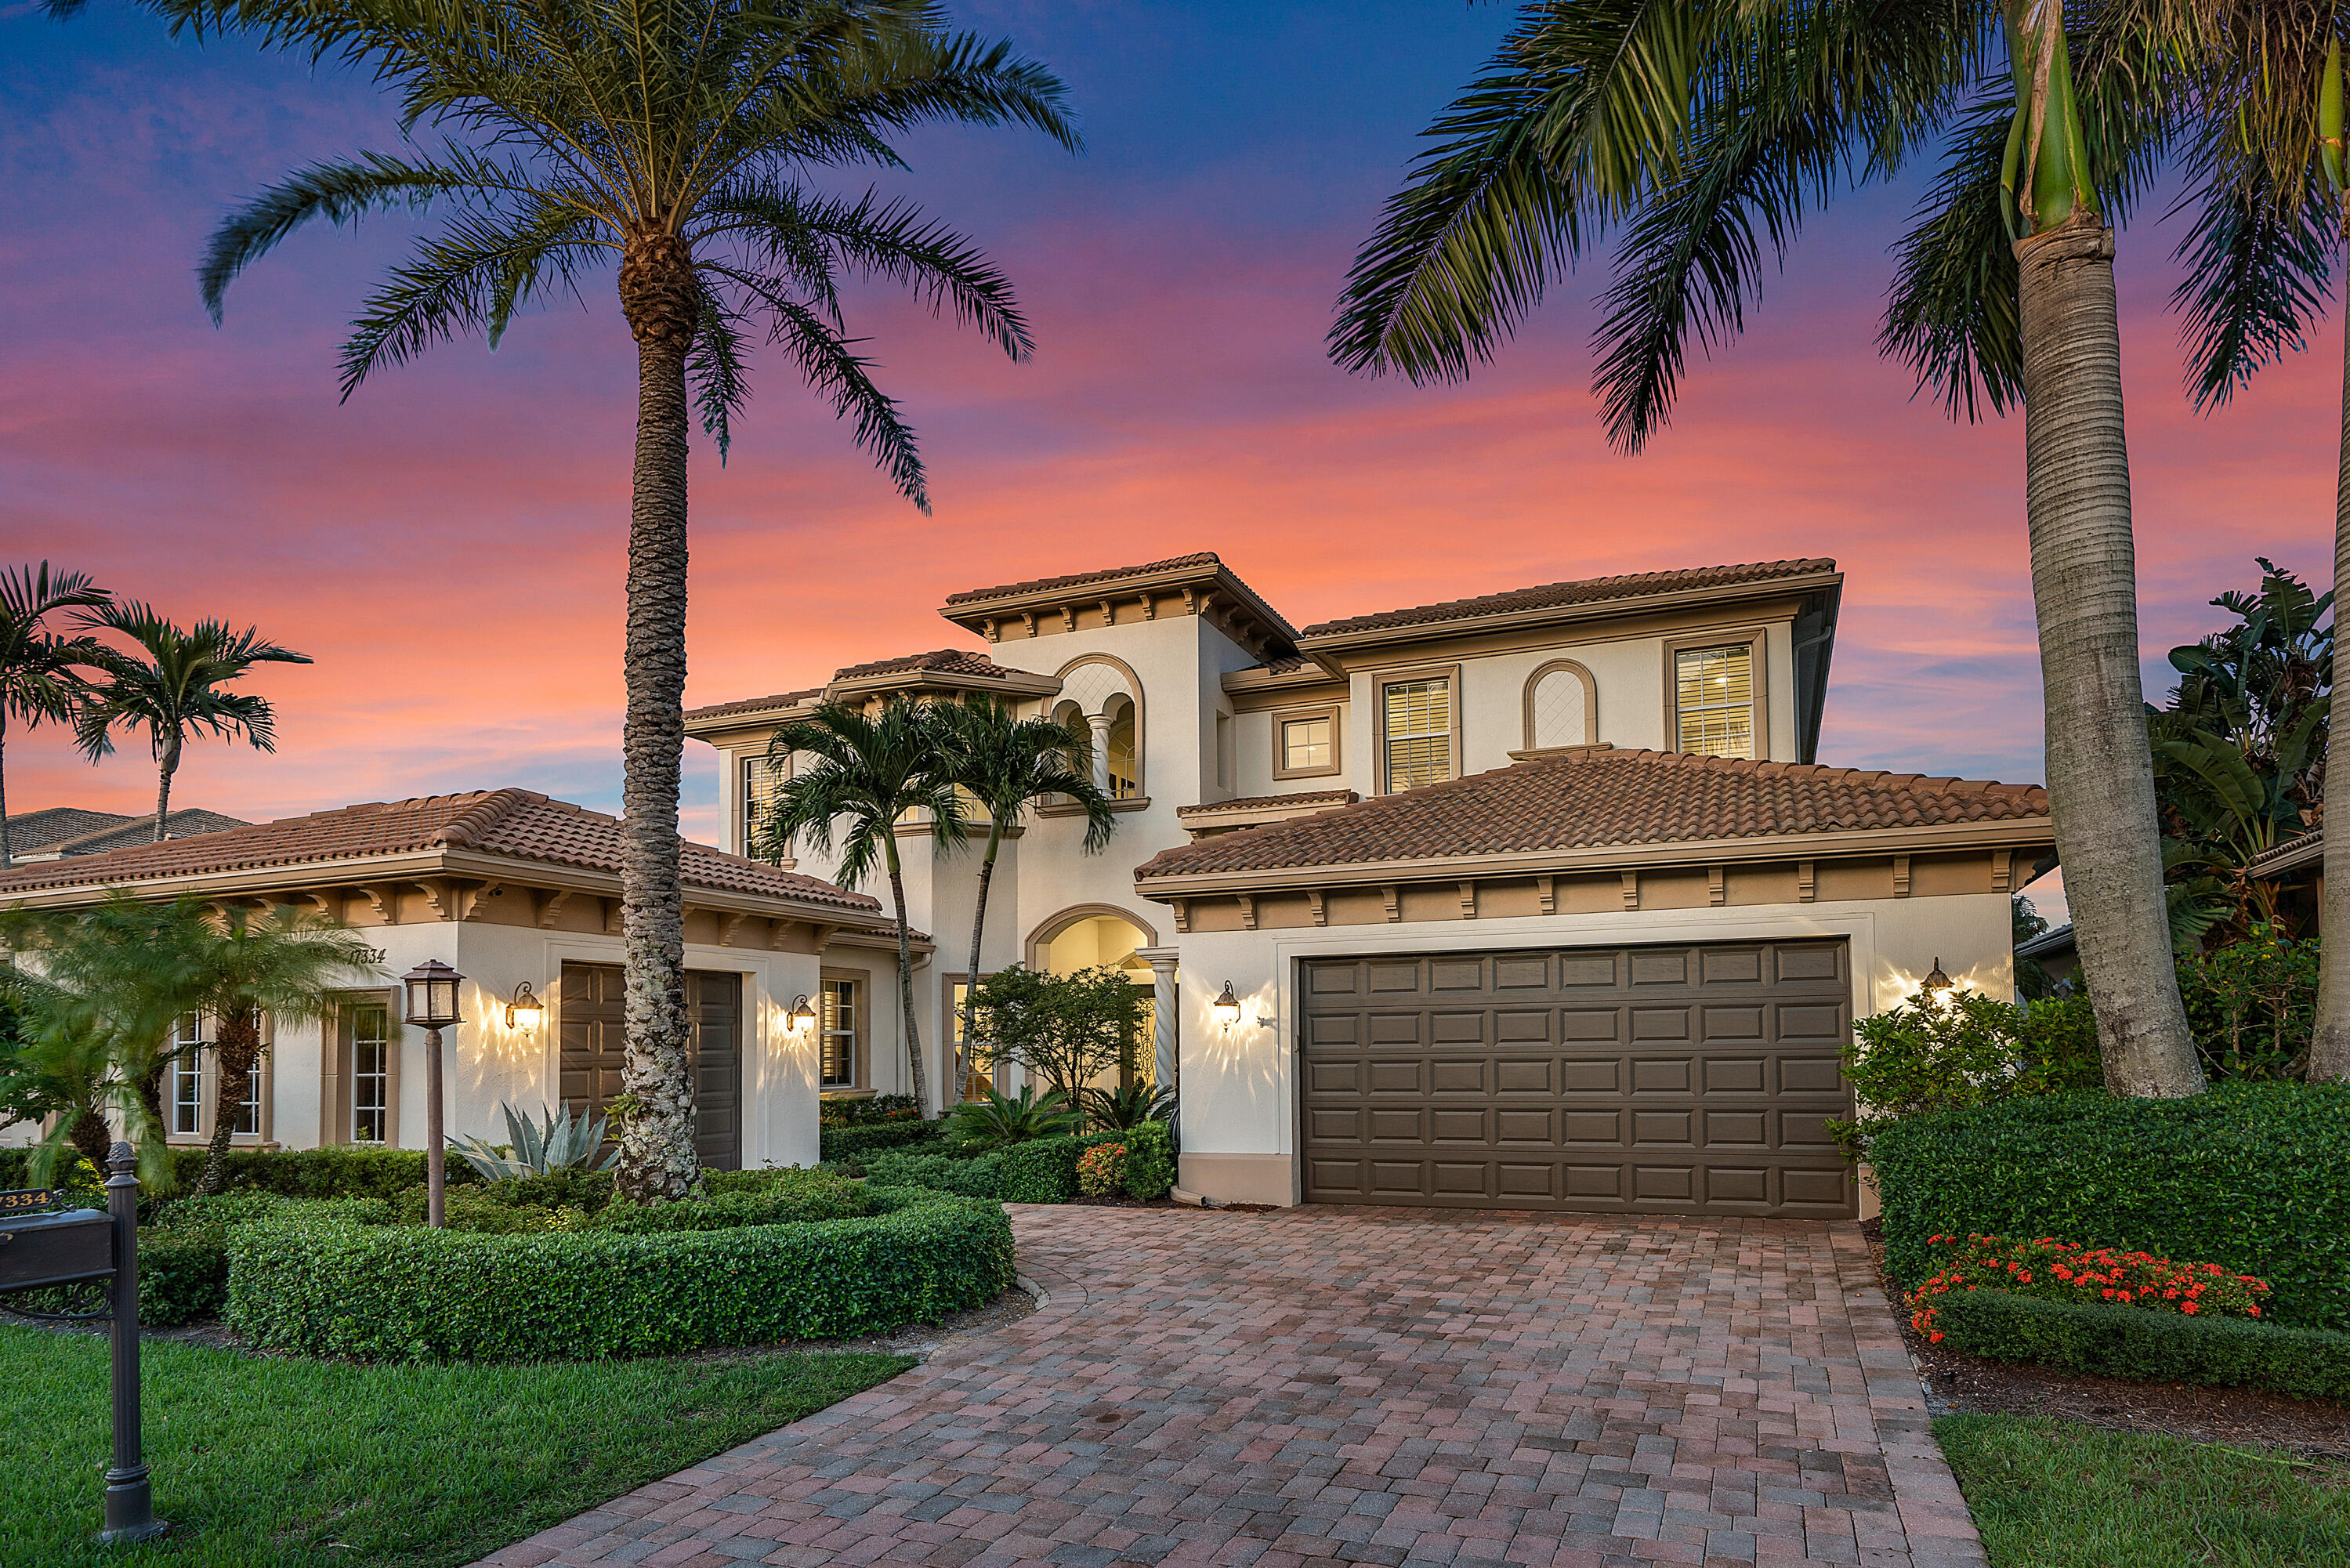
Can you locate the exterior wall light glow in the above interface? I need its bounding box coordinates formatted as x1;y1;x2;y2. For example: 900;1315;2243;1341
788;994;818;1034
505;981;544;1030
1212;981;1243;1029
1921;958;1954;998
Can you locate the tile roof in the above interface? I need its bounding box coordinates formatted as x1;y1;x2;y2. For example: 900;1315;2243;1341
1136;748;2048;880
830;649;1030;683
3;807;136;856
57;809;249;856
0;789;883;913
1175;790;1360;817
683;687;826;722
1298;559;1838;639
943;553;1225;607
2248;827;2323;878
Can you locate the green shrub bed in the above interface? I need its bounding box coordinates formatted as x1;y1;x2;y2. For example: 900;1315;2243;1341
1871;1085;2350;1330
820;1119;943;1164
225;1185;1014;1360
140;1193;393;1327
1932;1288;2350;1401
858;1121;1175;1204
0;1144;486;1204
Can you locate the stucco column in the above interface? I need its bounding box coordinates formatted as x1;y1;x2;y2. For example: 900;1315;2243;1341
1086;711;1114;797
1135;947;1180;1095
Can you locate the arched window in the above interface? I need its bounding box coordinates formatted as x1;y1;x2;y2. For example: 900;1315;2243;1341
1523;661;1599;751
1104;693;1138;798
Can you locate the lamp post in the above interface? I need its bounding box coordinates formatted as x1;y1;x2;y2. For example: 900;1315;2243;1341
403;959;464;1228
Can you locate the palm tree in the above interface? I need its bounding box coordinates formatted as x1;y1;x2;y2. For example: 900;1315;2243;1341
1330;0;2204;1096
938;697;1116;1097
760;698;965;1108
149;0;1076;1201
74;603;310;838
0;563;111;869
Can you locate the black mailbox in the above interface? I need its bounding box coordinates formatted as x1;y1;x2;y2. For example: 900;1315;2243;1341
0;1208;115;1293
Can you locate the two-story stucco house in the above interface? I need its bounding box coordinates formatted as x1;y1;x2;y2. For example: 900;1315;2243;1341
687;552;2055;1217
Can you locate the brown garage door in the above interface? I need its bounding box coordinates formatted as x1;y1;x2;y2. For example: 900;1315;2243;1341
559;962;743;1170
1299;940;1855;1217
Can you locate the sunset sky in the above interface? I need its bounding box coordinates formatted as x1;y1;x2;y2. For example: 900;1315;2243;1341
5;0;2341;922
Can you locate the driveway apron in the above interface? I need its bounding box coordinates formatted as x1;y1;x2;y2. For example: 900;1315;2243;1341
474;1206;1982;1568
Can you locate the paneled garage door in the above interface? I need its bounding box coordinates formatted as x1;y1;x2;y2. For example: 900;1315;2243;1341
1299;940;1856;1217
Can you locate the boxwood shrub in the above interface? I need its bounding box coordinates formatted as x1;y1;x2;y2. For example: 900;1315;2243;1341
1121;1122;1175;1200
1871;1084;2350;1330
225;1185;1013;1360
820;1120;943;1165
997;1137;1081;1204
141;1193;393;1326
862;1147;1006;1197
0;1143;476;1202
588;1170;871;1232
1933;1287;2350;1400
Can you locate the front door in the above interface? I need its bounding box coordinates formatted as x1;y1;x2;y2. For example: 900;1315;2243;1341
559;962;743;1170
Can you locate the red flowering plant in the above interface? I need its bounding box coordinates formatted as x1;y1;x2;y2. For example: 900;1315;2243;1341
1903;1233;2271;1344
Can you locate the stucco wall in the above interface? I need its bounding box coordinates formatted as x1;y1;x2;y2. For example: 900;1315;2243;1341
1161;891;2015;1206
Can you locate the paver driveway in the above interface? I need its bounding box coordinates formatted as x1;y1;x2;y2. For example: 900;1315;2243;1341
476;1206;1982;1568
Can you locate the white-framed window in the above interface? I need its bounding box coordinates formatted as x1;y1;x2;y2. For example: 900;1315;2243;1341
820;977;858;1089
742;752;788;859
348;999;391;1143
1382;677;1454;791
1674;643;1755;759
949;980;996;1103
168;1013;205;1136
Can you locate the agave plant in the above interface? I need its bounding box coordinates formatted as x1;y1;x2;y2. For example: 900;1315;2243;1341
447;1101;618;1180
1082;1081;1174;1132
944;1084;1080;1151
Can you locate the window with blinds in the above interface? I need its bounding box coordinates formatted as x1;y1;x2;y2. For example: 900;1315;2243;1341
1383;679;1453;791
820;977;858;1089
1675;644;1755;759
741;753;786;858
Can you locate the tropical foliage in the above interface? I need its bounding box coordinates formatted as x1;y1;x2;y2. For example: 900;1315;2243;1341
962;963;1151;1106
447;1102;621;1181
0;563;110;869
71;603;310;838
1830;987;2102;1159
942;1082;1081;1150
2174;923;2322;1081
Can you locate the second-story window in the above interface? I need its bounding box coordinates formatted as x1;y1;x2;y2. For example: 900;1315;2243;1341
1675;644;1755;759
742;753;787;859
1284;716;1331;772
1383;678;1453;791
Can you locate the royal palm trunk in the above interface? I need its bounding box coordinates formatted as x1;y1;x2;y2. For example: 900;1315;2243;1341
2014;215;2202;1096
885;839;929;1110
2313;247;2350;1085
612;232;701;1203
153;735;179;842
959;824;1005;1101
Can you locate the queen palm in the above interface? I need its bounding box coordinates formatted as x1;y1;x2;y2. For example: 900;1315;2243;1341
0;563;111;869
158;0;1076;1198
760;698;965;1108
1331;0;2203;1095
74;603;310;838
938;697;1116;1095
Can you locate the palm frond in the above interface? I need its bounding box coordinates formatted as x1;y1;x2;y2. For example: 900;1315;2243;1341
688;302;752;459
2170;153;2338;411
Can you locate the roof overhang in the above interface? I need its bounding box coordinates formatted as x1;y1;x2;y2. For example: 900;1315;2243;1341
940;557;1305;664
1295;568;1846;657
0;844;893;930
685;668;1064;748
2248;829;2323;879
1134;815;2053;901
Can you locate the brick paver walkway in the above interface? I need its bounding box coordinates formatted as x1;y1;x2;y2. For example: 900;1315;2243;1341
475;1207;1982;1568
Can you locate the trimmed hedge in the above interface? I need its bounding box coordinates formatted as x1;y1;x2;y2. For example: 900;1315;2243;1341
141;1193;393;1326
820;1120;943;1164
0;1144;481;1203
1872;1084;2350;1330
588;1171;872;1232
1934;1287;2350;1400
225;1185;1014;1360
1121;1122;1175;1201
862;1147;1006;1197
860;1122;1175;1204
997;1137;1080;1204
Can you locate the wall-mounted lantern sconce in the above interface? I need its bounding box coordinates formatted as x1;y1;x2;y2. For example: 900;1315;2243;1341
505;981;544;1030
1212;980;1243;1030
788;994;818;1035
1921;958;1954;999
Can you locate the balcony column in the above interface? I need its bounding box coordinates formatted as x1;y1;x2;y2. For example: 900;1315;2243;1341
1134;947;1180;1096
1086;712;1114;797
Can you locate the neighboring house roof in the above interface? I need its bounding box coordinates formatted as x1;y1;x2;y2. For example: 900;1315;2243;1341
1135;747;2050;887
2248;828;2323;878
0;789;884;915
2015;922;2076;961
2;807;136;857
55;809;250;856
1297;558;1840;641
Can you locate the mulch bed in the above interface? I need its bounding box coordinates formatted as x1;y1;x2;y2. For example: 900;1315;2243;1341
1861;1219;2350;1459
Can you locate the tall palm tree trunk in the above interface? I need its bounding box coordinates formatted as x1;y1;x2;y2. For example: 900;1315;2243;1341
2312;245;2350;1085
960;824;1005;1102
884;835;929;1110
2015;215;2202;1097
199;1006;263;1194
153;739;178;841
0;725;13;870
612;234;701;1204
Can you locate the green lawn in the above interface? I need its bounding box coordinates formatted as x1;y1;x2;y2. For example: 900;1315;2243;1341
1936;1414;2350;1567
2;1324;911;1568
